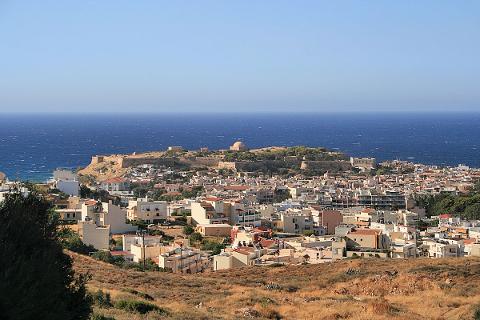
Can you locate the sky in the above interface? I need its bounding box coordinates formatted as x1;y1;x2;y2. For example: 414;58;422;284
0;1;479;113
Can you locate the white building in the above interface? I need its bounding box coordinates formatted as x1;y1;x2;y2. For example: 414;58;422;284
127;198;168;223
78;220;110;250
81;201;137;234
53;169;79;196
191;201;229;225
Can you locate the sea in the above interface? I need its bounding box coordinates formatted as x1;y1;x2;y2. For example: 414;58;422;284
1;112;479;182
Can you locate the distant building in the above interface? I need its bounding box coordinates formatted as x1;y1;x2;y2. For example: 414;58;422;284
100;177;130;192
127;198;168;223
191;201;229;225
81;201;137;234
350;157;376;171
78;220;110;250
158;246;210;273
53;169;79;196
230;141;248;151
280;210;314;234
168;146;184;152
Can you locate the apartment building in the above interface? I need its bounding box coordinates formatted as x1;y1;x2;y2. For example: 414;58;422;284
127;198;168;223
158;247;209;273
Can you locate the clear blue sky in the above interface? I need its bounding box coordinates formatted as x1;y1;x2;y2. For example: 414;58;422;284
0;1;479;113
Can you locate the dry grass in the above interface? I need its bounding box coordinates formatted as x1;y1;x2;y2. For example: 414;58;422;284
70;252;480;320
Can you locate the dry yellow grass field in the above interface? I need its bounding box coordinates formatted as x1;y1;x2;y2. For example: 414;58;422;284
70;252;480;320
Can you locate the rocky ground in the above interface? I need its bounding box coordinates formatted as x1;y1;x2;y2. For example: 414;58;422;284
70;251;480;320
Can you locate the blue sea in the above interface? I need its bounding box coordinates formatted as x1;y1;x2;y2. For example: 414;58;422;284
1;113;479;182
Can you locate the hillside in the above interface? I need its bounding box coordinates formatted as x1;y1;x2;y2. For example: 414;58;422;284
70;252;480;320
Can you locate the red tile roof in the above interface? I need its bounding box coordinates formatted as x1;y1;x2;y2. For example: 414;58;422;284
103;177;126;184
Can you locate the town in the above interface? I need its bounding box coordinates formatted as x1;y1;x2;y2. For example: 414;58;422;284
2;142;480;274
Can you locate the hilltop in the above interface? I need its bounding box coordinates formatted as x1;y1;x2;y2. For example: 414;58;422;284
71;251;480;320
77;146;350;182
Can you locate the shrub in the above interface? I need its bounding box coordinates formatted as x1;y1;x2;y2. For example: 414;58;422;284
183;225;194;235
122;288;154;301
58;228;96;254
201;239;225;255
92;251;114;264
474;306;480;320
91;314;115;320
189;232;203;243
90;290;112;308
114;300;167;315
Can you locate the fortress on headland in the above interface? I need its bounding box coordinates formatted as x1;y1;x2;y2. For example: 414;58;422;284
80;142;361;180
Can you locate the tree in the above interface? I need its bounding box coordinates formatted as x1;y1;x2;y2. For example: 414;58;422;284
58;227;96;254
189;232;203;243
183;225;194;235
0;192;92;320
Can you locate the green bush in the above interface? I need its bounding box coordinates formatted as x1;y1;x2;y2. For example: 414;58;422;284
91;314;115;320
474;306;480;320
90;290;112;308
114;300;167;315
189;232;203;243
92;251;115;264
183;225;194;235
122;288;154;301
58;228;96;254
201;239;225;255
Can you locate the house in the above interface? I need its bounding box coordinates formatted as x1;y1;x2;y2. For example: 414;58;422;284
56;208;81;221
122;234;163;251
420;239;460;258
127;198;168;223
346;229;390;250
158;246;209;273
81;201;137;234
390;240;417;258
110;251;134;262
310;206;343;234
196;224;232;237
77;220;110;250
213;247;263;270
398;209;419;226
130;243;163;263
280;210;314;234
191;201;229;225
100;177;130;192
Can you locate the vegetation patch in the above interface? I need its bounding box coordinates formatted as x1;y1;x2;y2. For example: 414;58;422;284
114;299;168;315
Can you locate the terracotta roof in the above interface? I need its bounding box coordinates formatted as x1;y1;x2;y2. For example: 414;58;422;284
235;247;255;255
439;214;452;219
204;196;222;202
103;177;126;184
350;229;380;235
224;185;249;191
110;251;132;256
259;239;276;248
165;191;182;196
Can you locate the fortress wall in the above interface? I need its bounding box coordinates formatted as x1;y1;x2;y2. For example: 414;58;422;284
300;160;352;172
119;157;177;168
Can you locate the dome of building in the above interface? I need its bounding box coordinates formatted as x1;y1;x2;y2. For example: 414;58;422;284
0;171;5;182
230;141;247;151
